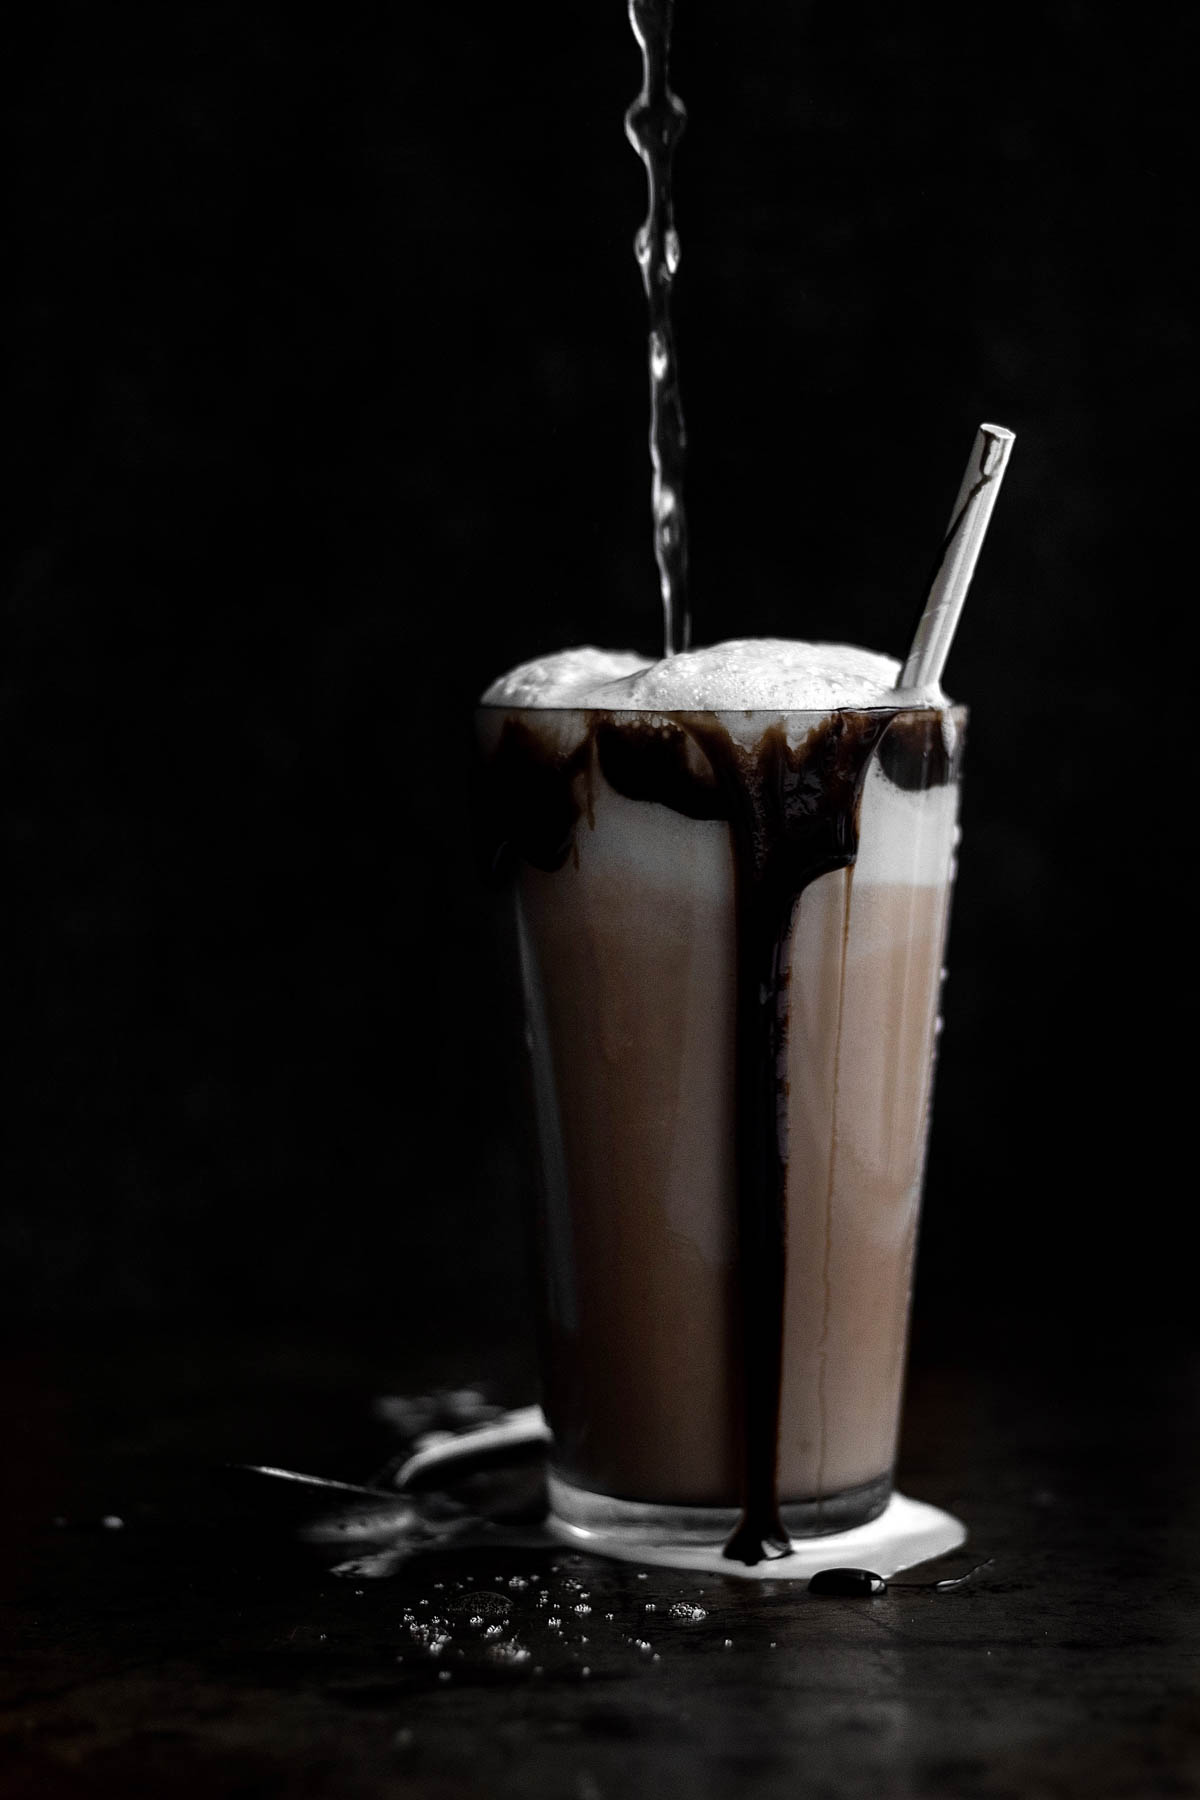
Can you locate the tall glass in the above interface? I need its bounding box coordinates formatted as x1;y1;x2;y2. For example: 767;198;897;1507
478;700;964;1552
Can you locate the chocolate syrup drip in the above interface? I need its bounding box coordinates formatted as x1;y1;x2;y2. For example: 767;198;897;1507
593;719;724;821
479;705;960;1564
693;715;890;1562
876;710;964;791
482;719;592;875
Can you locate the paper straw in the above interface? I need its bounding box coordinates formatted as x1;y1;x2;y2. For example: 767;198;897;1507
898;423;1015;691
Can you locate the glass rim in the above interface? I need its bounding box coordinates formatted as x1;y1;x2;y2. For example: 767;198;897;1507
475;699;967;718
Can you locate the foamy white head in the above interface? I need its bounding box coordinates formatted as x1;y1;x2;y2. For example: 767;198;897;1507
481;639;940;713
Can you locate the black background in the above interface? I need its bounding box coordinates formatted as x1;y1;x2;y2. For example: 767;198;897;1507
3;1;1193;1357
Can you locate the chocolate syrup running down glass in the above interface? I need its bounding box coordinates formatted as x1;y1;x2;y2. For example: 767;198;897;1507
480;706;963;1564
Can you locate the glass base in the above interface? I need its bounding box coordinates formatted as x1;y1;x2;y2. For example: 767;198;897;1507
547;1469;892;1544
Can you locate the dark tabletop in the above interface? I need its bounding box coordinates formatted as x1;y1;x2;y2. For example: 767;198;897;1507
3;1323;1198;1800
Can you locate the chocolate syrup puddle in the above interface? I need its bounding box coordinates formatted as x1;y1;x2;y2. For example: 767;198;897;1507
479;704;962;1566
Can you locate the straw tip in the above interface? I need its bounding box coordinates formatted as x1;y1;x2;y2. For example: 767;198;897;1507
979;422;1015;443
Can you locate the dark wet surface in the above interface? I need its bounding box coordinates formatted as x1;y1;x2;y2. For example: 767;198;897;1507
3;1328;1199;1798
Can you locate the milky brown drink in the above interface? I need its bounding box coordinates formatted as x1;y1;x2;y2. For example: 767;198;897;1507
478;640;964;1564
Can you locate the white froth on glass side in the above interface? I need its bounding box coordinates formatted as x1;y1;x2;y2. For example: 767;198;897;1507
481;639;943;713
852;760;960;889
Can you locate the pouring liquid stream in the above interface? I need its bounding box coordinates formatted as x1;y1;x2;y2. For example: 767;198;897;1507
626;0;690;659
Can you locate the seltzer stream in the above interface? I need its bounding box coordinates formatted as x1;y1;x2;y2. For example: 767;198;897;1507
625;0;690;658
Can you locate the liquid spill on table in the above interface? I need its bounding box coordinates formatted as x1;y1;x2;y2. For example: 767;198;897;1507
227;1387;986;1689
13;1335;1190;1800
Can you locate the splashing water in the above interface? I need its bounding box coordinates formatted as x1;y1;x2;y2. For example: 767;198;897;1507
625;0;690;657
